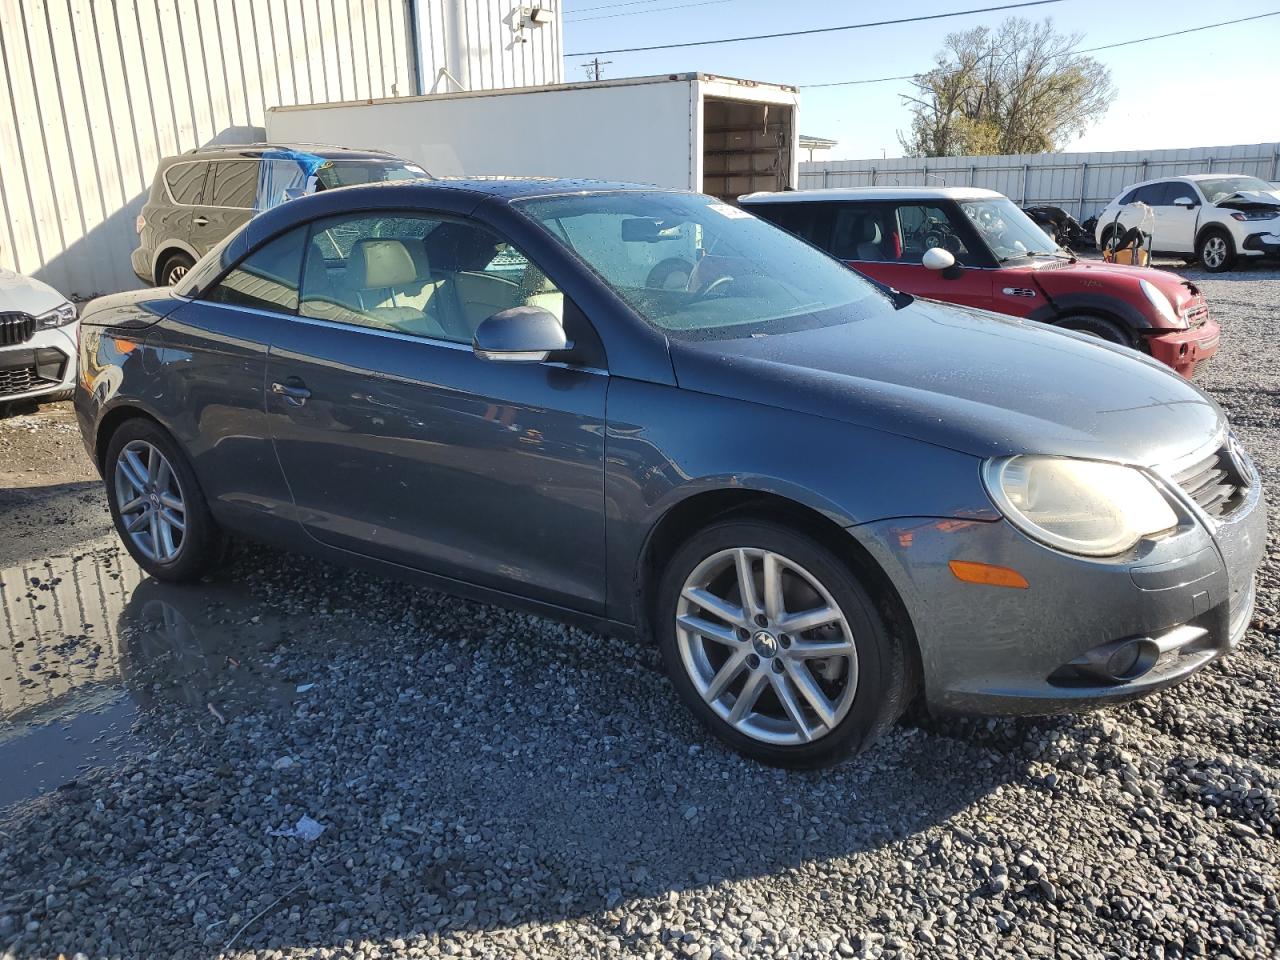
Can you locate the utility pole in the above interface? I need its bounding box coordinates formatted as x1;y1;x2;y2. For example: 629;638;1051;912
583;57;611;81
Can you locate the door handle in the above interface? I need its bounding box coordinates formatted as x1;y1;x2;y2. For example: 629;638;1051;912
193;216;209;226
271;380;311;406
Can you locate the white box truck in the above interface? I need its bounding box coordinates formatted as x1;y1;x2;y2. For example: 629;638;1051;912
265;73;799;201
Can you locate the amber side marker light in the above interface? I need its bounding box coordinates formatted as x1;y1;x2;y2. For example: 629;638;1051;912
948;560;1029;589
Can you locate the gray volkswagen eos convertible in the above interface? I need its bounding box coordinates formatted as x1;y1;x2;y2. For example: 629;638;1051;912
75;179;1266;767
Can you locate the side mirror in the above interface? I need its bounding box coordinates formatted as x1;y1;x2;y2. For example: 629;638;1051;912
1172;196;1196;208
473;305;569;363
922;246;963;280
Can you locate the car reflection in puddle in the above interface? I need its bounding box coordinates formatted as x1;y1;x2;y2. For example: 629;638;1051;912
0;537;296;808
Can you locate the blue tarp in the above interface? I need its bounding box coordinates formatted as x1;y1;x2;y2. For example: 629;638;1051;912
254;149;329;213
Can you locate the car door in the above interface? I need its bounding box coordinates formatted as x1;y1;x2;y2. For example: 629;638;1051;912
1151;181;1200;254
153;226;306;531
190;159;258;256
155;160;208;265
264;209;609;613
835;201;994;310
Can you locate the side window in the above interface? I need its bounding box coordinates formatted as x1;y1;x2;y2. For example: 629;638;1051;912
165;162;207;205
751;203;831;249
830;203;898;262
299;212;566;345
209;160;259;209
887;204;971;265
1164;182;1198;206
1131;183;1166;206
1118;187;1139;205
203;227;306;313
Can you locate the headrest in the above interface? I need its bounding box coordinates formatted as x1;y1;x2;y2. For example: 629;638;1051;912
398;237;432;280
349;238;417;289
856;218;881;243
305;243;329;287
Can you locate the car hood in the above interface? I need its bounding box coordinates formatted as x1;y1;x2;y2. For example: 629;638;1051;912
668;299;1223;467
1216;190;1280;211
0;268;67;315
79;287;183;328
1024;256;1201;314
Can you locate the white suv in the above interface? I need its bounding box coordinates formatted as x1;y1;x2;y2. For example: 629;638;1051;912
0;266;78;405
1094;173;1280;272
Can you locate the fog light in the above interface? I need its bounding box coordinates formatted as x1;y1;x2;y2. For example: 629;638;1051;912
1102;639;1158;681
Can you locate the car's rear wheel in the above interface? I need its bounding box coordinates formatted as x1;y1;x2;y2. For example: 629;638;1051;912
1060;313;1136;348
1196;229;1236;273
158;252;195;287
104;419;224;582
656;520;909;768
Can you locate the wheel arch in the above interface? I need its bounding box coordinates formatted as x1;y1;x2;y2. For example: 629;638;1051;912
94;403;169;474
1194;221;1233;247
635;487;922;694
151;242;199;284
1028;294;1153;333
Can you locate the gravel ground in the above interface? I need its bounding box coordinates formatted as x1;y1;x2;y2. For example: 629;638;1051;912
1;263;1278;960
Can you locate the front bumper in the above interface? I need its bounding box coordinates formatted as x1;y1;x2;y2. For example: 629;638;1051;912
1146;318;1220;379
131;247;153;285
853;453;1266;716
0;322;78;402
1242;232;1280;257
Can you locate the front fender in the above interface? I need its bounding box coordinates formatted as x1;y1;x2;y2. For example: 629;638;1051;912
1027;290;1155;332
603;377;995;625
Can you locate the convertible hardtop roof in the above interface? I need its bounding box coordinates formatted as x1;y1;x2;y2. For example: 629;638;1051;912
329;177;683;201
740;187;1005;204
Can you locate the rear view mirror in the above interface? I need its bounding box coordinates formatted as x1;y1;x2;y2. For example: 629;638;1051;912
473;306;569;363
621;217;684;243
1172;196;1196;208
922;246;964;280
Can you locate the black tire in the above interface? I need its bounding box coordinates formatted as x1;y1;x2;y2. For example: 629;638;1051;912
104;418;225;582
157;251;195;287
655;519;910;768
1098;225;1118;255
1059;313;1136;348
1196;229;1236;273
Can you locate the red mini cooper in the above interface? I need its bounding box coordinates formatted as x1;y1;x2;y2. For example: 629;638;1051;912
740;188;1219;378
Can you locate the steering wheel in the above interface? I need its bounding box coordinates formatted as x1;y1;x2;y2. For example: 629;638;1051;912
645;258;695;291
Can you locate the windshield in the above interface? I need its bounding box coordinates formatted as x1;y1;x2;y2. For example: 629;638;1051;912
1198;176;1275;203
517;192;883;339
959;197;1059;261
316;160;431;188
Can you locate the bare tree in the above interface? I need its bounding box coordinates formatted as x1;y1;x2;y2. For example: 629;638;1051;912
899;18;1114;157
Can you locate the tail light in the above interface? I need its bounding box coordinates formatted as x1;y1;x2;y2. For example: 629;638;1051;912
135;213;146;234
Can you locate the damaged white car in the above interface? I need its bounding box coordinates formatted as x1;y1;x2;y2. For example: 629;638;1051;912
0;265;77;405
1095;174;1280;272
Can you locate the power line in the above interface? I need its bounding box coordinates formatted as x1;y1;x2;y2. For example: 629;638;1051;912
566;0;1064;57
800;10;1280;89
567;0;670;14
566;0;739;24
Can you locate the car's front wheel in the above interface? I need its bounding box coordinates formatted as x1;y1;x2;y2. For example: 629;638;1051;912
1196;229;1236;273
657;520;910;768
1059;313;1136;348
104;418;224;582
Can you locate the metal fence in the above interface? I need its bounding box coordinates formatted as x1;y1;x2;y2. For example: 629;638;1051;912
799;142;1280;220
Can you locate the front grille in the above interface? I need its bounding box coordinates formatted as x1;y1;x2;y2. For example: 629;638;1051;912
0;311;37;346
0;364;40;398
1173;447;1248;519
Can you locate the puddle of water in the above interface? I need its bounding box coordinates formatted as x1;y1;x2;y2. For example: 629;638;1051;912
0;537;297;810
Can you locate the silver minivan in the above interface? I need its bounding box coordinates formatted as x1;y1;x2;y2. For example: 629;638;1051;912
131;143;430;286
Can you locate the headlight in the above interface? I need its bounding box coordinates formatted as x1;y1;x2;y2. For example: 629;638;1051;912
983;456;1178;557
38;301;77;328
1138;279;1180;327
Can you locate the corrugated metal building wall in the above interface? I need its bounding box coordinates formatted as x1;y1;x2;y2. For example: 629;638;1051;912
800;142;1280;220
0;0;563;299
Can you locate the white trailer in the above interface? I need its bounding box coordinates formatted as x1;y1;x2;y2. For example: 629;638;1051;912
266;73;800;201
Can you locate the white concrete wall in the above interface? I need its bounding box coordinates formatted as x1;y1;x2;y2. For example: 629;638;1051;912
0;0;563;299
800;143;1280;221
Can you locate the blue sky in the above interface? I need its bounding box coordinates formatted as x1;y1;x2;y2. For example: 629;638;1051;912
561;0;1280;159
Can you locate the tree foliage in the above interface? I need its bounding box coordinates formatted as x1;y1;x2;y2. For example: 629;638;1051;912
899;18;1114;157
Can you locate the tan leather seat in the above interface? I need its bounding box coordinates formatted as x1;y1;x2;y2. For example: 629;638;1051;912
518;262;565;322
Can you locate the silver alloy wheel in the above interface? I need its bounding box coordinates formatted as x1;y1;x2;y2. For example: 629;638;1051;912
114;439;187;563
1202;236;1227;269
166;263;189;285
675;547;858;746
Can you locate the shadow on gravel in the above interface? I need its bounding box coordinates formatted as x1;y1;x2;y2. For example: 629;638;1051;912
0;543;1043;958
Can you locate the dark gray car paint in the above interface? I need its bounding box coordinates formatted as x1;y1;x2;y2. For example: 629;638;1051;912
76;178;1263;716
